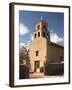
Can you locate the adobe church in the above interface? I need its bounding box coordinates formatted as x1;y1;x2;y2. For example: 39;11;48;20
29;18;64;74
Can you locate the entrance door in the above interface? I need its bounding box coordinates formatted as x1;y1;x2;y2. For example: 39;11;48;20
35;61;40;72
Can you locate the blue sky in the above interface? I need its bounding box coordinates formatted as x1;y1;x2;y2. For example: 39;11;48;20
19;10;64;46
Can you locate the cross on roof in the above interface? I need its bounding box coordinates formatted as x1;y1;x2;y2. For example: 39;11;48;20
41;16;43;20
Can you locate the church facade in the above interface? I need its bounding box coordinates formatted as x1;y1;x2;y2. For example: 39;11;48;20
29;19;64;73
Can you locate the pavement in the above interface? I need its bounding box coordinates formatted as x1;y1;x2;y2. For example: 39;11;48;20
29;72;63;79
29;72;44;78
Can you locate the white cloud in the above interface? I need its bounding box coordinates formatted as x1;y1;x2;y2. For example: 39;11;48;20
20;23;29;35
20;42;26;47
50;30;54;33
20;23;33;49
20;40;31;50
50;32;64;46
30;33;33;41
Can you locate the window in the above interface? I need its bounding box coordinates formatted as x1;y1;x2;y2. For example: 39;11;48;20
37;25;40;29
43;25;46;28
60;56;64;62
47;33;49;38
47;33;48;36
35;33;36;38
42;32;45;37
36;51;39;56
38;32;40;37
60;56;62;59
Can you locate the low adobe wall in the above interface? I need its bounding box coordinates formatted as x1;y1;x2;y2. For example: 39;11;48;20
19;65;29;79
44;63;64;76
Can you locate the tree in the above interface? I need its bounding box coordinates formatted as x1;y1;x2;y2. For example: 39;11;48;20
19;46;29;65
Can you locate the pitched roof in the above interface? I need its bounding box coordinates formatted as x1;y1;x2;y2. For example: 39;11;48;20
48;41;64;48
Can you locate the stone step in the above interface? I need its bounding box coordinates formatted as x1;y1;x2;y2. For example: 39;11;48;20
29;72;44;78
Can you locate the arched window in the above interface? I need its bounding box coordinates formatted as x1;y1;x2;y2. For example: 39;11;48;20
43;25;46;28
37;25;40;29
42;32;45;37
34;33;36;38
38;32;40;37
36;51;39;56
47;33;49;38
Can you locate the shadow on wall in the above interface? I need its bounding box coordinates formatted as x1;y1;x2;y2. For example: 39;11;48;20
19;65;29;79
44;63;64;76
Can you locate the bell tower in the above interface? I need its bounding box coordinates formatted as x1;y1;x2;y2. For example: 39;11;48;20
29;17;50;73
34;17;50;41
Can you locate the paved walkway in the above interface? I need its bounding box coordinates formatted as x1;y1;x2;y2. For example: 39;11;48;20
29;72;44;78
29;72;63;79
